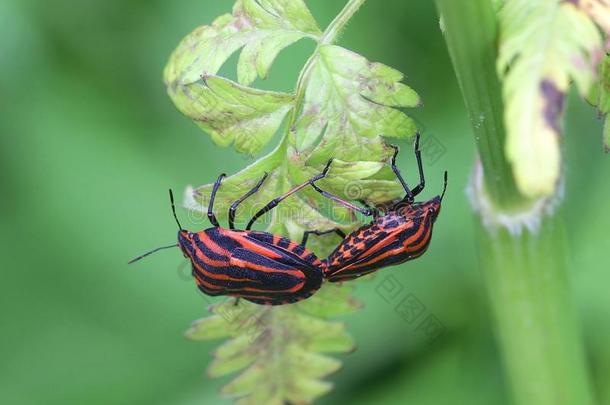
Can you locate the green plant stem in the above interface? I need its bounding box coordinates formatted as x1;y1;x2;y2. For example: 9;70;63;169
321;0;366;45
479;218;593;404
288;0;366;143
438;0;523;209
436;0;594;404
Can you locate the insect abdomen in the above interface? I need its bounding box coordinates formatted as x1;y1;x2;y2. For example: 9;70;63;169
324;215;434;282
186;228;323;305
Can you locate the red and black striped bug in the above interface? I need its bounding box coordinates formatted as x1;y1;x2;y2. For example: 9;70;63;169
303;134;447;282
129;165;335;305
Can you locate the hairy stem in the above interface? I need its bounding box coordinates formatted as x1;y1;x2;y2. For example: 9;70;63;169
321;0;366;45
436;0;594;403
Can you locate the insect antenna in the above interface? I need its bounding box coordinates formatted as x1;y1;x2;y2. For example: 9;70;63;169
128;189;184;264
440;171;448;201
128;244;179;264
169;189;184;230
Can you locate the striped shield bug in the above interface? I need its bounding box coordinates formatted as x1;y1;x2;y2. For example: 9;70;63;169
129;163;335;305
305;134;447;282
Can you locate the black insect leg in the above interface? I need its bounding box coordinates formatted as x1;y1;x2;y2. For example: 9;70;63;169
246;160;335;230
440;171;448;201
388;143;414;203
169;189;184;230
208;173;226;227
359;199;380;218
410;133;426;197
309;182;374;217
301;228;346;247
228;173;269;230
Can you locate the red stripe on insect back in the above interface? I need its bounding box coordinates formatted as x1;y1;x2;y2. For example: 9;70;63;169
344;246;406;272
329;224;401;267
196;273;305;294
220;230;284;260
193;248;227;268
247;231;323;267
191;254;259;283
404;218;433;252
193;273;222;290
229;256;304;277
351;227;401;257
348;219;432;272
287;241;300;252
196;231;232;257
402;218;428;249
237;282;305;294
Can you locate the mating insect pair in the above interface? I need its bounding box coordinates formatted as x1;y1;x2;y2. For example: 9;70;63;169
130;134;447;305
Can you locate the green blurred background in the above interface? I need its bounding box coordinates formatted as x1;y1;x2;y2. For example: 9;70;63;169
1;1;609;404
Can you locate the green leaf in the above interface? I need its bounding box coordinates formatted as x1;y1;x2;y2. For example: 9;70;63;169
298;283;362;318
587;53;610;152
208;335;258;377
498;0;603;198
183;145;284;224
164;0;321;154
295;45;420;154
188;287;359;404
168;75;294;154
164;0;321;86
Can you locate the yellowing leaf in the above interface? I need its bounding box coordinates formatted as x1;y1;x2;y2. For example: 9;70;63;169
168;75;293;154
295;45;420;155
577;0;610;34
188;291;358;404
498;0;602;198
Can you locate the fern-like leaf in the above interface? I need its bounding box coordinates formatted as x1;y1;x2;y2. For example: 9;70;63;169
164;0;421;403
498;0;603;198
164;0;321;154
187;284;360;404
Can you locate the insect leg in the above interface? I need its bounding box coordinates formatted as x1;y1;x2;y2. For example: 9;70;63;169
441;171;448;201
410;133;426;196
301;228;346;247
388;143;414;203
309;183;374;216
228;173;269;230
208;173;226;227
359;199;380;218
246;160;335;230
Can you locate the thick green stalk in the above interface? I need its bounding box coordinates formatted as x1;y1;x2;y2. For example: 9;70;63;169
478;218;592;404
438;0;523;209
435;0;594;404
